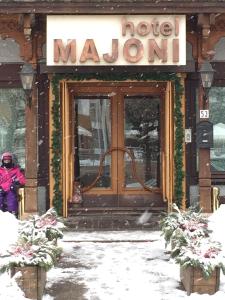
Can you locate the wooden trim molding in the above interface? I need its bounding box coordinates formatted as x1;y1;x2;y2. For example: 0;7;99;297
60;80;176;214
61;81;73;218
163;81;174;212
0;13;35;63
186;32;198;61
197;13;225;60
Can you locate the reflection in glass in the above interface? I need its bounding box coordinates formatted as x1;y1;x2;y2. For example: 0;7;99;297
209;87;225;172
0;89;26;169
124;96;160;188
74;96;111;188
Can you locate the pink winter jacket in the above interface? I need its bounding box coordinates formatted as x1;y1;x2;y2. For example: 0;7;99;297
0;166;25;192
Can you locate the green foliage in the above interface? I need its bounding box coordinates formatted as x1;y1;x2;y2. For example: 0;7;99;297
160;204;210;249
0;229;63;273
0;209;64;273
176;239;225;279
51;77;63;215
161;204;225;279
51;72;184;213
19;208;65;242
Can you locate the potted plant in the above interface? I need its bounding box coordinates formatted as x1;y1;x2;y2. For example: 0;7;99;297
19;208;65;244
175;238;225;295
160;204;210;250
170;218;211;258
0;208;64;300
0;235;62;300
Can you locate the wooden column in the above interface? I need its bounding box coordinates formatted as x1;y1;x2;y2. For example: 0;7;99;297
163;81;174;212
198;86;212;212
24;85;38;214
61;81;73;218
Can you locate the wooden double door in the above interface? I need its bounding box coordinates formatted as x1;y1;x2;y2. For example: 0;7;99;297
63;82;173;209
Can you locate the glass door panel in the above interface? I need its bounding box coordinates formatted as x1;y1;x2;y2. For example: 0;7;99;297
124;95;160;189
74;96;112;189
72;84;164;205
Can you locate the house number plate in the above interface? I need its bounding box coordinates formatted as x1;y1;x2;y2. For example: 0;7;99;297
200;110;209;119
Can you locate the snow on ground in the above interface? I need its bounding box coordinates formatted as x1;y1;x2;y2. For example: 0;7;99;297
0;211;19;256
0;272;30;300
44;230;225;300
1;205;225;300
209;204;225;255
0;211;29;300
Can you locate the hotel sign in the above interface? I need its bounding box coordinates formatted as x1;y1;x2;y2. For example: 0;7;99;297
47;15;186;66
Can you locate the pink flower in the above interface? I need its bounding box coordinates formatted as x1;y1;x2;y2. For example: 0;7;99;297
35;215;57;228
13;246;24;255
203;247;220;259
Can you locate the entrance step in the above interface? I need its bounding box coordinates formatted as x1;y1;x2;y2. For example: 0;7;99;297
65;206;165;230
68;206;166;215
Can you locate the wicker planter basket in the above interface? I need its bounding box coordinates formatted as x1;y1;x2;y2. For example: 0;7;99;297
180;266;220;295
11;266;46;300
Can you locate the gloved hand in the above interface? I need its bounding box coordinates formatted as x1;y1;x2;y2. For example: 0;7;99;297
10;179;20;191
13;178;21;186
10;185;16;191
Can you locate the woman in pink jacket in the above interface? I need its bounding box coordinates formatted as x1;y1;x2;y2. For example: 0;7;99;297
0;152;25;217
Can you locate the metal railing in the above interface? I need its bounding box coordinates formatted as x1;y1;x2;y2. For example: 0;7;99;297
18;187;25;220
211;186;220;212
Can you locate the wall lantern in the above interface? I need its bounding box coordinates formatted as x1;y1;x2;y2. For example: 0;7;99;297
19;63;36;107
199;60;215;107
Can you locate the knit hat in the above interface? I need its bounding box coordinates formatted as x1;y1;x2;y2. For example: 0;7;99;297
1;152;13;161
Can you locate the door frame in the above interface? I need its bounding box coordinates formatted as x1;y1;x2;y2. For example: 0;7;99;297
56;80;174;216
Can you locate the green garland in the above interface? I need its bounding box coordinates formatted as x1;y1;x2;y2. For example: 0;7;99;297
51;77;63;215
51;72;184;215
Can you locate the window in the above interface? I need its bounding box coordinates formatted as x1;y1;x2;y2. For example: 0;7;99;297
209;87;225;172
0;88;26;169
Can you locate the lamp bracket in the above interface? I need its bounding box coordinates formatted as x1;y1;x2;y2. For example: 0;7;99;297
22;14;35;40
198;13;217;38
197;14;217;59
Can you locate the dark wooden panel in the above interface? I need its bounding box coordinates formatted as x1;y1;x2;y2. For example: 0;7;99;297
0;64;22;85
37;72;50;208
40;62;196;75
80;193;166;209
220;196;225;204
185;76;198;207
81;194;118;207
118;194;166;208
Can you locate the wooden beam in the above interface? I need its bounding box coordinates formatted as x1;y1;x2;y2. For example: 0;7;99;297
0;1;224;14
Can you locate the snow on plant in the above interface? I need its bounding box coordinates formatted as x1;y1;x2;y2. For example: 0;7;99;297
0;208;64;273
160;204;210;248
0;235;62;273
19;208;65;242
175;238;225;278
171;218;210;253
160;210;181;246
